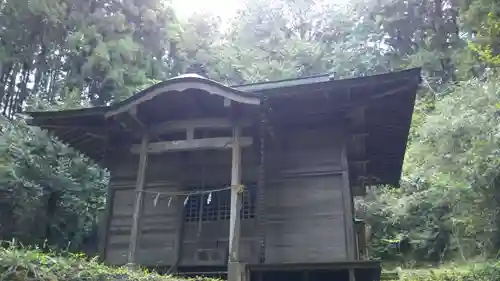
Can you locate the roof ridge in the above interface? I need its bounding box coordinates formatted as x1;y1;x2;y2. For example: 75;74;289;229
233;73;331;88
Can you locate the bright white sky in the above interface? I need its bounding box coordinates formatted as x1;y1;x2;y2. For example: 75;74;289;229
171;0;243;20
171;0;352;21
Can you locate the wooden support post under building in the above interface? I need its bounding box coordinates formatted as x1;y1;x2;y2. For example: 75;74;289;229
127;134;149;268
228;124;245;281
349;268;356;281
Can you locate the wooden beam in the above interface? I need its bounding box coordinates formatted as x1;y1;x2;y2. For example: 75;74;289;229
341;85;415;116
347;106;366;132
113;106;166;142
149;118;251;134
169;194;185;274
349;268;357;281
114;113;144;137
349;160;369;166
98;185;115;262
128;109;167;141
130;137;253;154
351;133;369;140
351;185;367;197
370;85;413;101
104;80;260;118
186;127;194;140
228;124;245;281
37;124;114;133
341;142;357;261
129;107;147;130
127;134;149;268
71;133;102;146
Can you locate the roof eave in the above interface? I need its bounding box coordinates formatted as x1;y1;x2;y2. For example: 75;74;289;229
25;68;422;120
105;76;261;119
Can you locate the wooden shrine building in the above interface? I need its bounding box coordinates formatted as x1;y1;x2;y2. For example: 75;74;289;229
26;68;421;281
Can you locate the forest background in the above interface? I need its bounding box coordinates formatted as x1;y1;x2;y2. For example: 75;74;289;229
0;0;498;267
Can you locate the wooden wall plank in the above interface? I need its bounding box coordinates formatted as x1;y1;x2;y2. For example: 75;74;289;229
263;128;349;264
105;147;259;267
126;135;149;266
105;125;353;267
98;186;115;262
341;139;357;260
106;180;183;266
264;175;347;263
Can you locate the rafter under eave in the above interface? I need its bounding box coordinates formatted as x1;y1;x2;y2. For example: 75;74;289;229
105;79;260;119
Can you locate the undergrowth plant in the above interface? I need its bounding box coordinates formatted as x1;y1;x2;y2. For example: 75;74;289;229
2;241;500;281
0;241;215;281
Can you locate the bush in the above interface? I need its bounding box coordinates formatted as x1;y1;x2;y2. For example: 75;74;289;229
398;263;500;281
3;242;500;281
0;243;216;281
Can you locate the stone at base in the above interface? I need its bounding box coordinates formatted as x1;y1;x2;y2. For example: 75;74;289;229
228;262;247;281
126;263;138;271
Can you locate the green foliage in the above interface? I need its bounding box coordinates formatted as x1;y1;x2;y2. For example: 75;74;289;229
0;243;215;281
0;119;108;251
0;0;499;266
469;13;500;65
395;263;500;281
0;0;179;113
360;73;500;262
3;245;500;281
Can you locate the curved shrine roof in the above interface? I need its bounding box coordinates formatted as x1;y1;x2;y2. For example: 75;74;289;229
26;68;422;186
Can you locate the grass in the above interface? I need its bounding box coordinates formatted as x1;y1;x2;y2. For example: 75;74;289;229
0;241;211;281
382;262;500;281
1;241;500;281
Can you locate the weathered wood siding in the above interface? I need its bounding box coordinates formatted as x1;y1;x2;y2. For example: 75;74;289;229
263;128;352;263
179;221;258;266
103;149;259;266
179;149;259;266
104;152;185;266
102;127;354;266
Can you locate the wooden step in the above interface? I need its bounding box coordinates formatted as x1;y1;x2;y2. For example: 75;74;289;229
175;271;227;276
380;272;400;280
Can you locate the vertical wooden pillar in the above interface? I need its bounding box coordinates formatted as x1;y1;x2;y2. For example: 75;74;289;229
98;140;112;262
228;124;244;281
127;134;149;268
341;139;357;261
303;271;310;281
348;268;356;281
98;187;115;262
